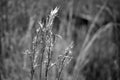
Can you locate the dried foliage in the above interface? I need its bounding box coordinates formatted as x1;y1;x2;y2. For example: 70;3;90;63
0;0;120;80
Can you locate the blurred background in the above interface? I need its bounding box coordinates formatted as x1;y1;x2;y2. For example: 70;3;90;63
0;0;120;80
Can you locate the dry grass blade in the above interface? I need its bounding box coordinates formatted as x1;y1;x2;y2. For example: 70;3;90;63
82;0;108;49
74;22;113;80
73;1;109;76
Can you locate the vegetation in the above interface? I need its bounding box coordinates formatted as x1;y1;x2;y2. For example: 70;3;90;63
0;0;120;80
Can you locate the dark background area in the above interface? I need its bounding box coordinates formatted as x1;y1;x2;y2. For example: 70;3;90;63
0;0;120;80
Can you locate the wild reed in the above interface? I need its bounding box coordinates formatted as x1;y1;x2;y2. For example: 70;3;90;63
23;7;73;80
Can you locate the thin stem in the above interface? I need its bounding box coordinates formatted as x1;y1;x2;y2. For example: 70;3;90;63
39;33;45;80
45;35;52;80
39;48;44;80
30;66;35;80
58;56;66;80
45;51;50;80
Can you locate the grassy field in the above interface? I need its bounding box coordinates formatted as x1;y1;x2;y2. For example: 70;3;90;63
0;0;120;80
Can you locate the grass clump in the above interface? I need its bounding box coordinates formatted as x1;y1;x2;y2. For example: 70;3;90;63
23;7;73;80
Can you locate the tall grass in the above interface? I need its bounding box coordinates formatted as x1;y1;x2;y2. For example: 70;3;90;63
23;7;73;80
73;0;115;79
